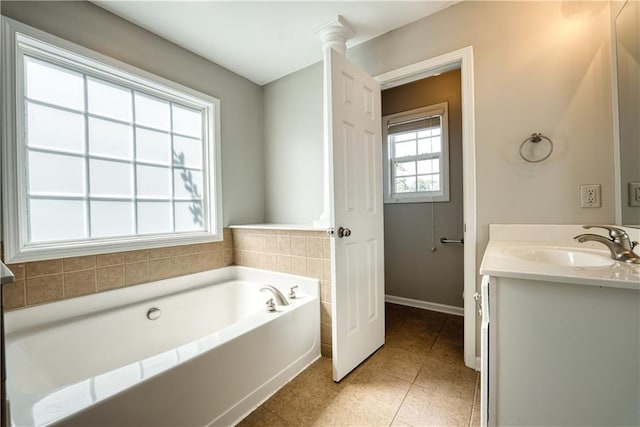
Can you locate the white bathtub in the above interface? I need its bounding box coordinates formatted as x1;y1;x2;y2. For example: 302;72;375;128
5;266;321;426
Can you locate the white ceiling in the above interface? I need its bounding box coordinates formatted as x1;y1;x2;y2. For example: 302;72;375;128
93;1;458;85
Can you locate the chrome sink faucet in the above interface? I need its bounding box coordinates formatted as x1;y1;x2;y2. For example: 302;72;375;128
260;285;290;306
574;225;640;264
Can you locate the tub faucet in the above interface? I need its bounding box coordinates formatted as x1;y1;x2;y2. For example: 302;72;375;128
260;285;290;306
574;225;640;264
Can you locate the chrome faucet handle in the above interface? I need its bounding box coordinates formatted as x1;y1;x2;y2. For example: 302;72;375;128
289;285;299;299
265;298;276;312
582;225;628;240
582;225;634;250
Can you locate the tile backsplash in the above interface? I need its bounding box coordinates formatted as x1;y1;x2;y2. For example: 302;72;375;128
232;227;333;358
2;228;233;310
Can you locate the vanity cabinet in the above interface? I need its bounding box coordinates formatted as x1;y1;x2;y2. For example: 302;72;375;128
486;275;639;426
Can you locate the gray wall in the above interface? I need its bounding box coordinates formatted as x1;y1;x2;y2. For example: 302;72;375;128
263;63;323;223
1;1;265;226
348;0;616;268
382;70;463;308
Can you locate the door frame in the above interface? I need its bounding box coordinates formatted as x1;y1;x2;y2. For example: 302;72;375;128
375;46;478;370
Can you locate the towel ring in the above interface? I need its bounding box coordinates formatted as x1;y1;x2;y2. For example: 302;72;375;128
519;132;553;163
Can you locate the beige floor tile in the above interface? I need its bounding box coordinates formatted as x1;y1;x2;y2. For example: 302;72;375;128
384;328;438;356
342;368;411;417
312;390;393;427
414;357;477;402
263;374;340;426
238;305;475;427
395;384;473;427
426;340;466;367
236;407;292;427
390;418;412;426
439;315;465;345
361;346;423;383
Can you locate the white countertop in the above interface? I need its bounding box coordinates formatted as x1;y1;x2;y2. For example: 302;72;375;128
480;225;640;291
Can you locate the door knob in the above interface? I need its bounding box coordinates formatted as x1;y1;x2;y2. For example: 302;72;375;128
337;227;351;238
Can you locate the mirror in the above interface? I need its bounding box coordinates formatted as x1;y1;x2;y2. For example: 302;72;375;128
615;0;640;226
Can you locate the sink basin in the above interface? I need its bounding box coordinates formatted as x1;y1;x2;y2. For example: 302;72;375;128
511;248;615;267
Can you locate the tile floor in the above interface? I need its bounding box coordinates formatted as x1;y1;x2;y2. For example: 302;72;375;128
237;303;481;427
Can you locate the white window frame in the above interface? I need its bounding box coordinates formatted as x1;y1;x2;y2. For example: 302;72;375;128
382;102;450;204
1;17;223;263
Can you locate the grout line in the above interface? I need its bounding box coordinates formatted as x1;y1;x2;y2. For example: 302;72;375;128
468;372;480;427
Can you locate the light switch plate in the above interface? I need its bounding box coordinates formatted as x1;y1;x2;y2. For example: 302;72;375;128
629;182;640;207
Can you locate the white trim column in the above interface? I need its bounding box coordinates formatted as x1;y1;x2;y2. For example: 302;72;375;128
313;16;354;229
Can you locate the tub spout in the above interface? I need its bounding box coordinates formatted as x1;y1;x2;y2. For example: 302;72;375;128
260;285;290;306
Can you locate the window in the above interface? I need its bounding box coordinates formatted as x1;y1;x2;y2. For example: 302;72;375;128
2;18;222;262
383;103;450;203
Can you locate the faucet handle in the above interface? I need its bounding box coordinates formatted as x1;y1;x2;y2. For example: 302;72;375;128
265;298;276;312
289;285;299;299
583;225;628;240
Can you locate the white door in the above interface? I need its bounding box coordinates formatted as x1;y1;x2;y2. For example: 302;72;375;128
327;48;385;382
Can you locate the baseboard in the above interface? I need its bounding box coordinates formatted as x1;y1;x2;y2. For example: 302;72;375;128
385;294;464;316
475;356;481;372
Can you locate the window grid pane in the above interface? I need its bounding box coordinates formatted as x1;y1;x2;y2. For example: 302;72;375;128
389;120;444;198
24;55;207;243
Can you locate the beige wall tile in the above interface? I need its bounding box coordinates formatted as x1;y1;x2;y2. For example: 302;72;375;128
264;253;278;271
248;235;265;252
223;249;233;266
122;250;149;264
320;281;332;303
233;234;248;250
321;322;332;345
321;302;332;324
4;280;25;310
291;256;307;276
323;238;331;259
148;258;180;281
290;236;306;257
96;265;124;291
172;256;191;277
173;243;200;257
306;258;323;280
5;264;24;281
148;247;174;260
63;255;96;272
208;252;225;270
222;230;233;250
306;237;323;258
264;235;277;253
26;274;63;305
323;259;331;280
96;253;124;267
277;235;291;255
187;253;209;274
64;269;97;298
277;255;292;274
233;250;245;266
26;259;62;277
321;344;332;358
125;262;149;286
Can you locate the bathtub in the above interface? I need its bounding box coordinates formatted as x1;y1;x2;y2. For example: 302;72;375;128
5;266;320;426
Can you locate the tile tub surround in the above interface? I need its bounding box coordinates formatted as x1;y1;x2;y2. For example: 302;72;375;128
231;226;332;357
2;228;233;310
238;303;480;427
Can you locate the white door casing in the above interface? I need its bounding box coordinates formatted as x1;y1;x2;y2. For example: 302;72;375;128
327;48;385;382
